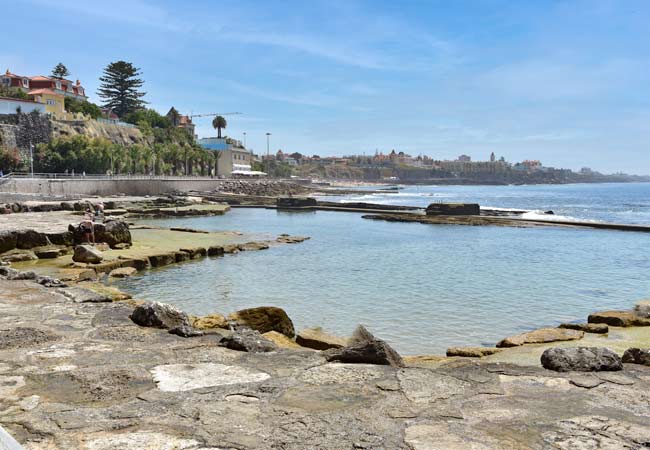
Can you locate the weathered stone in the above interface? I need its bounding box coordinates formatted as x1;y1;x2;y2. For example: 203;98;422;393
296;327;347;350
34;247;66;259
239;241;270;251
148;252;176;267
0;230;17;253
559;323;609;334
228;306;295;337
276;234;310;244
588;310;650;327
96;220;132;249
72;245;104;264
46;231;74;246
426;202;480;216
15;229;50;249
541;347;623;372
207;245;224;256
622;348;650;366
150;363;270;392
113;242;131;250
223;244;240;254
446;347;503;357
174;251;190;262
263;330;303;349
633;300;650;318
56;287;111;303
168;324;204;338
0;250;38;262
324;325;404;367
108;267;137;278
191;313;228;330
130;301;191;329
496;327;584;347
220;328;278;352
179;247;207;258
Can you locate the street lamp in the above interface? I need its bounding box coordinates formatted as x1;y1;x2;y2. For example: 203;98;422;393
29;143;34;177
265;133;271;175
243;132;247;148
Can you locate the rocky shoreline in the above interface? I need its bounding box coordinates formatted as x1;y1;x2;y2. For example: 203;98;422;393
0;190;649;449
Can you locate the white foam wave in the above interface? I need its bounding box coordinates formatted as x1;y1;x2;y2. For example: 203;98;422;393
521;210;599;223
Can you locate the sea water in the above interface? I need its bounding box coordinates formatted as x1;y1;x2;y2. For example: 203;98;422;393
114;183;650;354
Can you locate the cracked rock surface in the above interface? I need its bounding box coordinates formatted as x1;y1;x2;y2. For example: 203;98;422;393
0;279;649;450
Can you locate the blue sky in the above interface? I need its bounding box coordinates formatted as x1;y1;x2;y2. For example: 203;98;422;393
2;0;649;173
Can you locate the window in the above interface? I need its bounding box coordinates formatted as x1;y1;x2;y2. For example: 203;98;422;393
22;78;29;88
1;78;9;86
55;81;61;90
47;99;56;106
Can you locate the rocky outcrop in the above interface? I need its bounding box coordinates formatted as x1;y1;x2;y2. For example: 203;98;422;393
588;310;650;327
109;267;137;278
168;324;204;338
0;231;17;253
496;327;584;348
446;347;502;357
56;286;111;303
541;347;623;372
0;250;38;262
15;229;50;249
191;313;228;330
296;327;347;350
558;323;609;334
130;302;191;330
51;118;148;147
262;331;303;349
277;234;310;244
324;325;404;367
220;328;277;353
622;348;650;366
72;245;104;264
70;219;132;249
227;306;295;338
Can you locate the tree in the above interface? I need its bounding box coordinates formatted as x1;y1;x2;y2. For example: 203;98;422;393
212;115;227;138
51;63;70;79
97;61;146;118
64;98;102;119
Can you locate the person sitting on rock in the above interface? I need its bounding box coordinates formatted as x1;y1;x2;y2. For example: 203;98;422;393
80;208;95;245
94;202;105;223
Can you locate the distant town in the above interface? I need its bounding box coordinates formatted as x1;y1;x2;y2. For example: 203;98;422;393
1;63;648;185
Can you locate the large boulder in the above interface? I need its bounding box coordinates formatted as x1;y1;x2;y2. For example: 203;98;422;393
296;327;347;350
108;267;137;278
220;328;278;353
0;231;17;254
0;250;38;263
191;313;228;330
541;347;622;372
622;348;650;366
72;245;104;264
130;301;191;329
324;325;404;367
496;327;584;348
15;229;50;249
71;219;132;249
227;306;295;338
588;310;650;327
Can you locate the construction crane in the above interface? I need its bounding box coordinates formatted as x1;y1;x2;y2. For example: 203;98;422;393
188;112;242;119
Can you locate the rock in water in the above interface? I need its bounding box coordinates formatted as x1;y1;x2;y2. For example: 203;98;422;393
72;245;104;264
622;348;650;366
324;325;404;367
130;302;191;329
496;327;584;347
558;323;609;334
108;267;137;278
227;306;295;337
633;300;650;318
541;347;623;372
588;310;650;327
220;328;277;352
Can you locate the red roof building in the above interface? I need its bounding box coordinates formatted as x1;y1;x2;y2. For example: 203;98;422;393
1;69;87;101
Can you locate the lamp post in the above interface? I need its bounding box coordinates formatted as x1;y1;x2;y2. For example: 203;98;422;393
29;143;34;177
265;133;271;175
243;132;247;148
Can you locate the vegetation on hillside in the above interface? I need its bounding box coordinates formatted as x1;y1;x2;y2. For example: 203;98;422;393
64;98;102;119
0;85;29;100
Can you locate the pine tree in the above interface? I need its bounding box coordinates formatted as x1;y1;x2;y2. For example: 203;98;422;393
51;63;70;79
97;61;147;118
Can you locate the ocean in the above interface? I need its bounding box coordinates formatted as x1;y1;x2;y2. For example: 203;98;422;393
113;182;650;354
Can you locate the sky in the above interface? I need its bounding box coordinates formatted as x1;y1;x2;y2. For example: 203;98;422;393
2;0;649;174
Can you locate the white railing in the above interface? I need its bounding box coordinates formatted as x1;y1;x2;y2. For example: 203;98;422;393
3;172;235;181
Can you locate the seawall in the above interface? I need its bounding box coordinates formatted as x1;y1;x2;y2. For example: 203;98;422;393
1;177;230;198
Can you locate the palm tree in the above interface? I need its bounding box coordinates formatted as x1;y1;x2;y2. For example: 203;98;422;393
212;115;227;138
